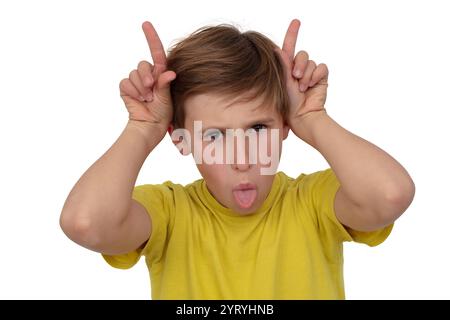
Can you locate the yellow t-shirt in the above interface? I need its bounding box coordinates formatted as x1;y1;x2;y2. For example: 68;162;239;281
102;168;393;299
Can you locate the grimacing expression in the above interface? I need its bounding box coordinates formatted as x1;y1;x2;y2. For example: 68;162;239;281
174;92;289;216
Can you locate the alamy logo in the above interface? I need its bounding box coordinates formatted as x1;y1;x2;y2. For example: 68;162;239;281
171;121;281;175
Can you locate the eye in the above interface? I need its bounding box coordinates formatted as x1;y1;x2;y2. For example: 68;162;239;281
203;129;223;141
251;124;267;132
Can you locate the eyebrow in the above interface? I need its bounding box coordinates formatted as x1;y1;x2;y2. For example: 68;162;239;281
201;118;276;133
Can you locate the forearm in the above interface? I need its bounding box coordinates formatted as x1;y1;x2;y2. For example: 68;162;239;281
291;110;415;211
60;120;165;232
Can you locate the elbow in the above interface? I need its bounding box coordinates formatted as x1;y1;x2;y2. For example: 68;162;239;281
347;179;415;231
379;178;416;223
59;210;101;249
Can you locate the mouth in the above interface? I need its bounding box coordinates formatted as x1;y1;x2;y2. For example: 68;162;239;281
232;183;257;209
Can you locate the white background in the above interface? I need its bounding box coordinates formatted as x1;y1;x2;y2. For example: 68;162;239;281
1;0;449;299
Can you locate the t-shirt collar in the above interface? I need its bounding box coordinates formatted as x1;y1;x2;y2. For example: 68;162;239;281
200;173;282;218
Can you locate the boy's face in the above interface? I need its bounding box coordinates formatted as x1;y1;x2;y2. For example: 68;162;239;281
179;92;289;216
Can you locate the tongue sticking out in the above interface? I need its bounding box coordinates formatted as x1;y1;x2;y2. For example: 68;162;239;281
232;189;257;209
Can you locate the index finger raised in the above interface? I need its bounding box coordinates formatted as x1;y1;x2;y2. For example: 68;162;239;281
282;19;301;61
142;21;167;71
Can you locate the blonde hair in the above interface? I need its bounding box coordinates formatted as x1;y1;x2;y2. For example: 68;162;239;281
166;24;289;128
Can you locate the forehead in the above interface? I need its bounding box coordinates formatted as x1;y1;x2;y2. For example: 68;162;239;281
184;92;279;127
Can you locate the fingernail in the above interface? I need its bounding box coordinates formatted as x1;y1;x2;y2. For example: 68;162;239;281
139;96;145;102
293;69;302;78
299;84;307;92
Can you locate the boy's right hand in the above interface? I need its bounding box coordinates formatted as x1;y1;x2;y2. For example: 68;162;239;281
119;22;176;131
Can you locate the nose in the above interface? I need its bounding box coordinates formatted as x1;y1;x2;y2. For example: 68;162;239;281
230;133;252;172
232;161;251;172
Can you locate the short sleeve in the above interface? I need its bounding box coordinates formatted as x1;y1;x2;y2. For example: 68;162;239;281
297;168;393;247
102;182;175;269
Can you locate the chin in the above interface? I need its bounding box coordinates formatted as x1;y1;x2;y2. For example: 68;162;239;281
232;203;261;216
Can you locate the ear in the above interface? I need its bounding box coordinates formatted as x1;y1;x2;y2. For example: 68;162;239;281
282;121;290;140
170;126;192;156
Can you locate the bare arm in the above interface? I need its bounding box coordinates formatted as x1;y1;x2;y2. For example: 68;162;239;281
293;111;415;231
60;121;165;255
276;20;415;232
60;21;177;255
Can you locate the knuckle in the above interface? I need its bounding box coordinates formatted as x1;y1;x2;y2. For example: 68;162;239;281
129;69;138;79
319;63;328;71
119;78;128;90
138;60;150;71
295;50;308;62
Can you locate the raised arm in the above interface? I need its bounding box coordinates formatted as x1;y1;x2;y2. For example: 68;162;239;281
276;20;415;232
59;22;176;255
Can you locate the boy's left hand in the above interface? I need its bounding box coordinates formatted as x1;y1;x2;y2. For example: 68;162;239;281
275;20;329;129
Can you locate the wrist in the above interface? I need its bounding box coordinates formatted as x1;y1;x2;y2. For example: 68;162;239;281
290;109;329;147
125;119;168;152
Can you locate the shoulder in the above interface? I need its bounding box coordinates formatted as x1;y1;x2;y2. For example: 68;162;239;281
132;179;202;211
276;168;336;191
134;179;198;195
294;168;334;184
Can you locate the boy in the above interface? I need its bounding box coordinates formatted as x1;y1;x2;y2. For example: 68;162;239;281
60;19;415;299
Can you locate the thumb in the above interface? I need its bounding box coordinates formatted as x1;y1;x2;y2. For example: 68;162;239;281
155;70;176;93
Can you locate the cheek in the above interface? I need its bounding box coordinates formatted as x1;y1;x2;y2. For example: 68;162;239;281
259;129;283;157
197;163;228;184
276;136;283;156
